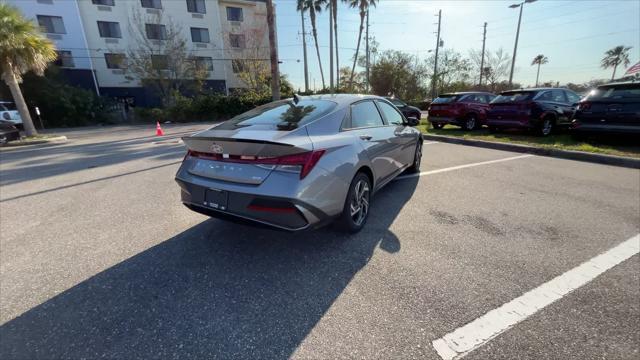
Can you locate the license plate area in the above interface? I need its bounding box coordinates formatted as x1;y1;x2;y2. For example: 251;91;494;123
204;189;228;211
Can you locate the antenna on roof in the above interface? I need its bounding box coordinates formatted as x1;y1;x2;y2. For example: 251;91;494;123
293;94;300;104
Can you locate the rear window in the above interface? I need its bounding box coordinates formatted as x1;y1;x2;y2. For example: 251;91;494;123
587;85;640;101
0;102;17;111
492;91;535;103
216;99;337;130
432;95;462;104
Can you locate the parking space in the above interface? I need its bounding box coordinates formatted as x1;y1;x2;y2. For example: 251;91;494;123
0;125;638;359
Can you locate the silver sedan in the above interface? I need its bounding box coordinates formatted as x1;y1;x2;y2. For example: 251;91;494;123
175;94;423;232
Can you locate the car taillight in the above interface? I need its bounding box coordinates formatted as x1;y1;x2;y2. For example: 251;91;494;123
187;149;326;179
577;101;591;111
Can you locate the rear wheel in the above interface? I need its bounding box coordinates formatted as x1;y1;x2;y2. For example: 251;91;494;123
338;173;371;233
432;122;444;129
407;140;422;173
462;114;477;131
538;116;554;136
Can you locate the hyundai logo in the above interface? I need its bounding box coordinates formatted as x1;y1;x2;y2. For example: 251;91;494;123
210;143;223;154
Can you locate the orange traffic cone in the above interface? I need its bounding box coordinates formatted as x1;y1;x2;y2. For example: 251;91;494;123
155;121;164;136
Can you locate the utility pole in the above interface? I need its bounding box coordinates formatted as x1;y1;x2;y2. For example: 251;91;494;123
508;3;524;86
301;10;309;92
329;3;334;91
365;9;370;92
479;22;487;86
431;9;442;99
266;0;280;100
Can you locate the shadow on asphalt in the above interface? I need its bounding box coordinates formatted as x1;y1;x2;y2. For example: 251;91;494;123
0;176;419;359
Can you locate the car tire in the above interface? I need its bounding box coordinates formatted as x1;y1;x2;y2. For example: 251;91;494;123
407;140;422;173
432;122;444;129
538;116;554;136
338;172;372;233
462;114;477;131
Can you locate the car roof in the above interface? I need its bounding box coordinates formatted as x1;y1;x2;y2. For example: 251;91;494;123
294;93;385;106
439;92;496;96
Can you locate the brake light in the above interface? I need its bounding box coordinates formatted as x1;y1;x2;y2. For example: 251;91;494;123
187;149;326;179
577;101;591;111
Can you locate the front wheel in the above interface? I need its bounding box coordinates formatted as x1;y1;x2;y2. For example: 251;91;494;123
538;117;554;136
338;173;372;233
462;114;477;131
407;140;422;173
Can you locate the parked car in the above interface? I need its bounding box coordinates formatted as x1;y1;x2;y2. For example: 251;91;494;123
571;82;640;136
0;101;23;127
176;94;423;233
0;120;21;145
428;92;496;130
486;88;581;136
385;97;422;120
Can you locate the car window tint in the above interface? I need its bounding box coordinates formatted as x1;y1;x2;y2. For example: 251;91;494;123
566;91;581;103
351;101;384;128
537;91;553;101
551;90;566;103
493;92;534;103
588;85;640;100
389;99;404;107
377;101;404;125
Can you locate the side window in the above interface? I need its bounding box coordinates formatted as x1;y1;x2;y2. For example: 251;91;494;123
485;95;496;103
376;101;404;125
551;89;566;103
351;101;384;128
565;91;581;104
537;91;553;101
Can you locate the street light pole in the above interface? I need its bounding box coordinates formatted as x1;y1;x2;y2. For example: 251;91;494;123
431;9;442;99
508;0;537;86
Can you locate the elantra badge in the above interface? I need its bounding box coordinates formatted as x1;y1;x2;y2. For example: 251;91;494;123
210;143;224;154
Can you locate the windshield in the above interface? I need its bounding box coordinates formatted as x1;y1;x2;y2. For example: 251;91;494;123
389;99;405;107
586;85;640;101
432;95;461;104
492;91;535;103
216;99;337;131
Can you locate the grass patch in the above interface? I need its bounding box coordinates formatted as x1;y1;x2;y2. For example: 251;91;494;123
418;119;640;158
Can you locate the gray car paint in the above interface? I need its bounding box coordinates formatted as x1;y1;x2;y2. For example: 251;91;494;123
176;94;422;230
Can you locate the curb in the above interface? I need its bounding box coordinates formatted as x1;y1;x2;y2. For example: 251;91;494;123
1;135;68;148
422;134;640;169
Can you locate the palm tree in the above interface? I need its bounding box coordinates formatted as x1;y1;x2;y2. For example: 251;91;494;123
348;0;376;89
0;4;56;137
332;0;339;89
531;54;548;87
297;0;326;89
601;45;632;80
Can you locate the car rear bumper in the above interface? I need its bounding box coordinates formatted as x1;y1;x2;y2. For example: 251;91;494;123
175;160;346;231
429;116;460;125
0;130;20;144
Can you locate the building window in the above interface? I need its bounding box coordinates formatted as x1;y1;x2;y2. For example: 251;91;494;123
190;27;210;43
186;0;205;13
229;34;245;48
194;57;213;72
54;51;74;68
151;55;169;70
232;60;246;73
105;53;126;69
145;24;167;40
97;21;122;38
226;7;243;21
92;0;115;5
141;0;162;9
37;15;66;34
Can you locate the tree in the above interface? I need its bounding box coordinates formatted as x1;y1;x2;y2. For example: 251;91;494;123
469;48;511;92
0;4;56;136
348;0;377;88
125;9;207;106
223;25;270;95
531;54;548;87
266;0;280;100
601;45;632;81
425;49;472;94
297;0;326;89
369;50;427;100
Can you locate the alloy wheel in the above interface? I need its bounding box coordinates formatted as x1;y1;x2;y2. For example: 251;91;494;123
350;179;370;226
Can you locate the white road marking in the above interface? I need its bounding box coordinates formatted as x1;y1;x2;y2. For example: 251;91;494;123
432;234;640;360
396;154;533;180
423;141;440;145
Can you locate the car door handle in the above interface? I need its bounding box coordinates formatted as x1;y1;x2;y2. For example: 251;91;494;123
359;134;372;141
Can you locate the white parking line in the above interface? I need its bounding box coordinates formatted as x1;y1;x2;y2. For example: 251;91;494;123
432;234;640;360
423;141;440;145
396;154;533;180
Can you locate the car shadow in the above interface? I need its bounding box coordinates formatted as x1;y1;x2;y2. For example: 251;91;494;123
0;176;419;359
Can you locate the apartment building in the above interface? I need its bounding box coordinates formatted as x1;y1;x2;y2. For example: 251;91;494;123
6;0;269;106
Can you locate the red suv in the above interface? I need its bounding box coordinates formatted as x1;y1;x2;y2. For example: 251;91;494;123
428;92;496;130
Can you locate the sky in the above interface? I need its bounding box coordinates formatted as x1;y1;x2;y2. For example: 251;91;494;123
274;0;640;91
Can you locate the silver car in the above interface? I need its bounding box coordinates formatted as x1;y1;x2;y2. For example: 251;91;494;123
175;94;423;232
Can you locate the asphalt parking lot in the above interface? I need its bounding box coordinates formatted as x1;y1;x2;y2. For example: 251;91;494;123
0;124;638;359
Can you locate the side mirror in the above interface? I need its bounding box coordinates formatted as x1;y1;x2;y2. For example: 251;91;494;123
406;116;420;126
